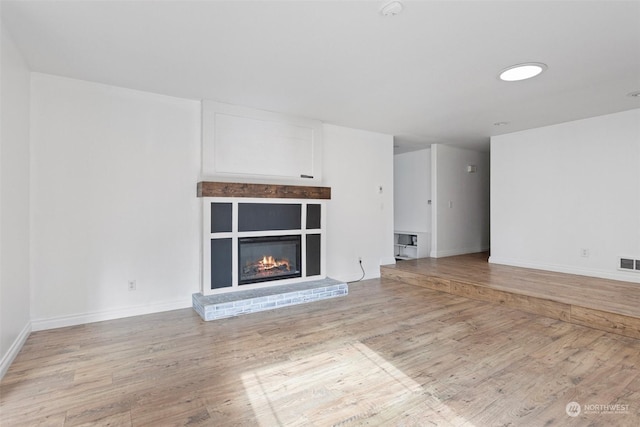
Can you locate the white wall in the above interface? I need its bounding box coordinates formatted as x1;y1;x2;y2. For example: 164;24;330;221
491;109;640;283
26;75;394;330
431;144;490;257
30;74;202;329
393;148;431;233
0;27;32;378
323;124;395;281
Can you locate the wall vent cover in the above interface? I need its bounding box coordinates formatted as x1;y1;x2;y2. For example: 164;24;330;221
619;257;640;272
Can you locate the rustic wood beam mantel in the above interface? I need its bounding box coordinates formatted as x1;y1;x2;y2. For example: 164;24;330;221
197;181;331;199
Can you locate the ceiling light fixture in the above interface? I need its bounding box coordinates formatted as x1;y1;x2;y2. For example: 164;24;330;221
380;1;404;16
499;62;547;82
493;121;509;126
627;90;640;98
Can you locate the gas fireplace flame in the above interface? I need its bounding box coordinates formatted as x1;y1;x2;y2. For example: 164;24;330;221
258;256;291;271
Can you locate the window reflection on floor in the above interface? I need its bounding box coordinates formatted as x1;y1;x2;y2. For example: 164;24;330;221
241;341;472;426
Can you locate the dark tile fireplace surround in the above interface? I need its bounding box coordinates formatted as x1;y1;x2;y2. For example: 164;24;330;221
209;201;321;289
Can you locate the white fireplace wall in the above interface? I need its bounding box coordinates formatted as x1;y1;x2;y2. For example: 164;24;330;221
30;74;201;330
323;124;395;282
27;73;394;330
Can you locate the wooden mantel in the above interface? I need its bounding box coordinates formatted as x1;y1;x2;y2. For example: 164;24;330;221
197;181;331;200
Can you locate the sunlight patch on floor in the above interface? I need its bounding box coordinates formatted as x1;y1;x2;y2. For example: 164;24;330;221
241;341;473;426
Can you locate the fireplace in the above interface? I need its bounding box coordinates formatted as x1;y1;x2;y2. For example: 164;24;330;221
239;235;302;285
198;182;330;296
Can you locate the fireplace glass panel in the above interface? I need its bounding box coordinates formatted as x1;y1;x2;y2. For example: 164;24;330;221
211;202;232;233
238;203;301;232
306;234;321;276
306;204;321;230
238;235;302;285
211;238;232;289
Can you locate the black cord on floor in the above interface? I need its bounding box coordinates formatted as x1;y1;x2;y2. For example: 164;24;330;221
349;259;366;283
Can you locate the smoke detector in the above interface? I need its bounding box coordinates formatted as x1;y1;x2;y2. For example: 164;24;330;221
380;1;404;16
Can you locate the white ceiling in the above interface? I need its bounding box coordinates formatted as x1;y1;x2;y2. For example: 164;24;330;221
2;0;640;153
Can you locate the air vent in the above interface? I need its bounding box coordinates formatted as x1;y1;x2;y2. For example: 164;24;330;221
619;257;640;272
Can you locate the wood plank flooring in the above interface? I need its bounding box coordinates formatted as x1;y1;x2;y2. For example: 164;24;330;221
382;253;640;339
2;277;640;426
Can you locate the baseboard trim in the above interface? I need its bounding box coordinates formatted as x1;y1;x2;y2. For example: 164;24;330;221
31;299;192;332
489;256;640;284
0;321;32;380
379;256;397;267
430;246;490;258
346;269;381;283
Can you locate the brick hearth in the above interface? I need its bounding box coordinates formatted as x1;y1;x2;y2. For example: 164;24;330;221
192;277;347;321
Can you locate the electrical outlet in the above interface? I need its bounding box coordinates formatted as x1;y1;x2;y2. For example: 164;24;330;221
580;248;590;258
128;280;137;291
358;256;362;262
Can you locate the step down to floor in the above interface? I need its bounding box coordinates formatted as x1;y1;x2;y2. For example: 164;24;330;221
381;262;640;340
192;277;348;321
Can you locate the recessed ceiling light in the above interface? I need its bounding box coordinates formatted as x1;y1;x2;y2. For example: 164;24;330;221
499;62;547;82
380;1;403;16
627;90;640;98
493;121;510;126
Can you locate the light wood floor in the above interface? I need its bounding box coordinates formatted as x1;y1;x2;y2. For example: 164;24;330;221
2;278;640;426
383;253;640;339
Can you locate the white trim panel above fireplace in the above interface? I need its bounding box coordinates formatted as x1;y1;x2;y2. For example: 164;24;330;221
202;100;323;183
